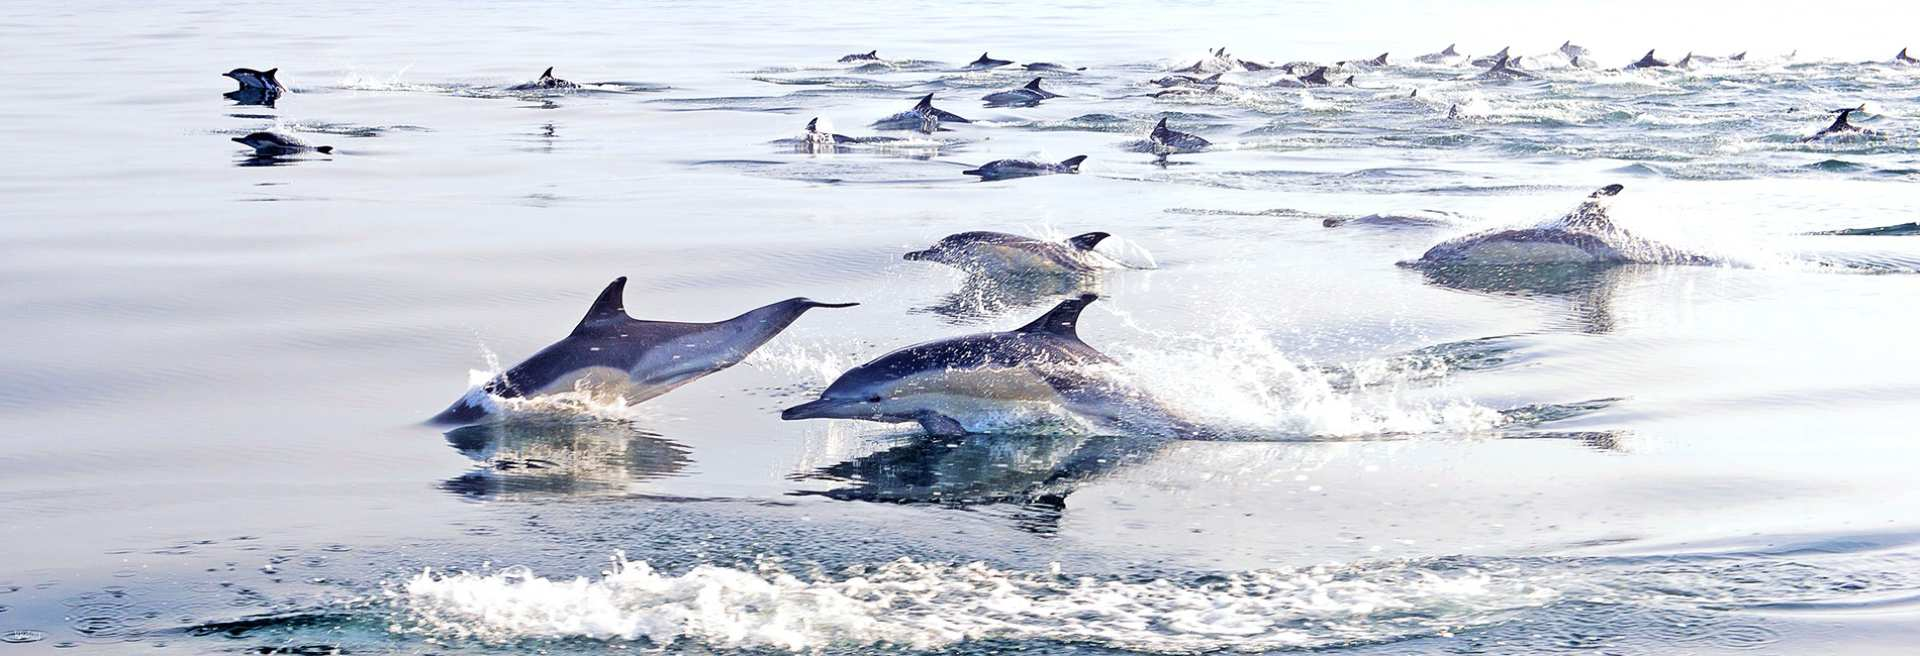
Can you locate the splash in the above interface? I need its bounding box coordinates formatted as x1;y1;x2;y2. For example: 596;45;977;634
391;554;1558;652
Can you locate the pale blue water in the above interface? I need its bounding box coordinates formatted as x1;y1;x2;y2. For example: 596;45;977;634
4;0;1920;653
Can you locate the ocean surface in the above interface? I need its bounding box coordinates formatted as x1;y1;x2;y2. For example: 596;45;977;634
4;0;1920;653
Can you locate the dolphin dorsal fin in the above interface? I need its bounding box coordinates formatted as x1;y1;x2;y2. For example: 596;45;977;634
1562;40;1571;48
1024;77;1045;91
1058;155;1087;172
976;52;991;63
1067;232;1110;251
1153;117;1169;133
1301;67;1329;84
1370;52;1388;65
574;277;633;334
1016;294;1097;339
1342;75;1355;86
913;93;934;110
1494;46;1509;58
866;49;877;57
806;117;820;132
1441;44;1457;56
540;66;555;79
264;67;279;79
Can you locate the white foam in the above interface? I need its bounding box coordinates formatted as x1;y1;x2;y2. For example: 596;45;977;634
392;554;1558;651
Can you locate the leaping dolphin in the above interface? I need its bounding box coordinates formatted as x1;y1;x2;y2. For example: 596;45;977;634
431;277;857;424
1626;50;1669;69
965;52;1014;70
1801;105;1868;142
963;155;1086;181
781;294;1195;437
223;67;284;93
1149;118;1211;153
905;231;1118;276
1408;184;1709;266
872;93;970;132
1416;44;1465;64
981;78;1063;106
839;50;881;63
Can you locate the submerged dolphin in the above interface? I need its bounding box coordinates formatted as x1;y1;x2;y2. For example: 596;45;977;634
1801;106;1868;142
1626;50;1669;69
981;78;1062;106
1149;118;1211;153
962;155;1086;181
431;277;856;424
231;131;332;156
839;50;881;63
872;93;970;132
1410;184;1709;266
223;67;284;93
1477;54;1534;80
965;52;1014;70
510;67;579;90
905;231;1116;276
781;294;1193;437
1416;44;1466;64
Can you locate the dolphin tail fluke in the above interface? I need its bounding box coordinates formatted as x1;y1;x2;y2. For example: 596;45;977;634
573;276;631;334
1016;293;1098;338
1067;232;1111;251
316;145;334;154
1058;155;1087;172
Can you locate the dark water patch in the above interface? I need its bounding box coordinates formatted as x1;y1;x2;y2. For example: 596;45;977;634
439;418;694;501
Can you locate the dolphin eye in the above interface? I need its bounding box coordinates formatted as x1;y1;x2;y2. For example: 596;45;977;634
866;395;885;403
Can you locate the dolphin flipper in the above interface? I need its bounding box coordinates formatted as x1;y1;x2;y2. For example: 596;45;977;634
915;413;968;437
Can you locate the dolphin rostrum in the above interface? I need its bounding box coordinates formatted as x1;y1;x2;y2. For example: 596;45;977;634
905;230;1118;276
431;277;856;424
1409;184;1709;266
781;294;1194;437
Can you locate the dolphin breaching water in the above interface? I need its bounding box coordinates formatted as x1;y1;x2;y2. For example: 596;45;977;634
1801;106;1869;142
905;231;1118;276
231;131;332;156
964;52;1014;70
963;155;1086;181
781;294;1196;437
1626;50;1670;69
1409;184;1711;266
223;67;284;93
1416;44;1466;64
1149;118;1211;154
431;277;857;425
981;78;1063;106
509;67;579;90
1476;54;1534;80
871;93;970;132
838;50;880;63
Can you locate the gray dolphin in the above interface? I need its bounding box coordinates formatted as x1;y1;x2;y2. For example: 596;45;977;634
1297;66;1333;85
1477;54;1534;80
232;131;332;156
1023;62;1084;72
431;277;856;424
905;230;1116;276
508;67;579;91
223;67;284;93
872;93;970;132
1150;72;1222;88
1149;118;1211;153
1801;105;1868;142
962;155;1086;181
838;49;881;63
1559;41;1590;59
1409;184;1710;266
981;78;1062;106
1471;46;1511;67
1626;50;1669;69
1416;44;1465;64
965;52;1014;70
781;294;1194;437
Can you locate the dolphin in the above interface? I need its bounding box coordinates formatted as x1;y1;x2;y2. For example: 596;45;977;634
432;277;857;424
1730;51;1748;61
1149;118;1211;153
509;67;579;90
1559;41;1590;59
804;117;857;148
1298;66;1333;85
1024;62;1084;72
981;78;1062;106
1347;52;1389;67
1897;48;1919;64
223;67;284;93
1416;44;1465;64
1801;106;1868;142
1568;54;1597;69
794;117;904;152
1675;52;1697;68
1409;184;1710;266
1626;50;1669;69
1477;54;1534;80
839;50;881;63
1471;46;1511;67
965;52;1014;70
871;93;970;132
1150;72;1222;87
781;294;1194;437
231;131;332;156
905;230;1117;276
962;155;1086;181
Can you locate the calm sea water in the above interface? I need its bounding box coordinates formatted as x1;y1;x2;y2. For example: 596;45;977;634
4;0;1920;653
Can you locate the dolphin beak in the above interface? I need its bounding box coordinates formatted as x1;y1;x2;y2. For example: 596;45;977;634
230;137;247;144
781;398;844;421
801;300;859;309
